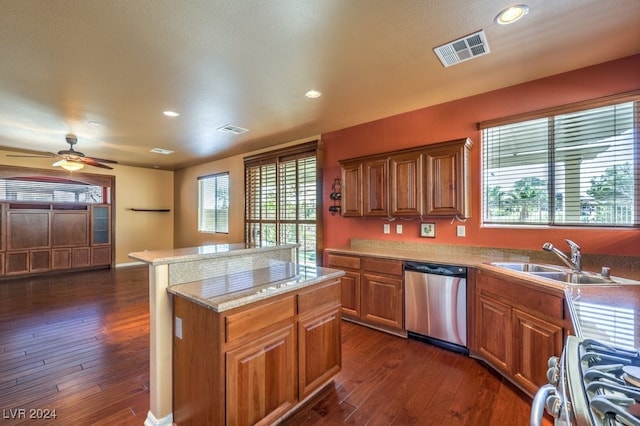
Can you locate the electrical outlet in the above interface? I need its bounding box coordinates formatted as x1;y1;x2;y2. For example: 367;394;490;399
175;317;183;339
396;224;403;234
457;225;466;237
383;223;390;234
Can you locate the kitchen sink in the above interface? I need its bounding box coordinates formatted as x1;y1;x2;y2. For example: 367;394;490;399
529;271;613;285
490;262;565;273
489;262;615;285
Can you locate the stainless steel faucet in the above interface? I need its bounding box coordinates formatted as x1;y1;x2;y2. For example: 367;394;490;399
542;239;582;272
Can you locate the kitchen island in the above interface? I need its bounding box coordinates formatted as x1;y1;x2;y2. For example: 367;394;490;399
129;244;344;426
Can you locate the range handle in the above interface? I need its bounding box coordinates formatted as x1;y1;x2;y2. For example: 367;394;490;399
530;384;556;426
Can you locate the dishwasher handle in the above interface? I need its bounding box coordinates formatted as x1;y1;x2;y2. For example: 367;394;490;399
404;261;466;277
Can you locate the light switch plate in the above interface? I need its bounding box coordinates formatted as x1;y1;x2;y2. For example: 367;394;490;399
383;223;390;234
457;225;466;237
396;224;403;234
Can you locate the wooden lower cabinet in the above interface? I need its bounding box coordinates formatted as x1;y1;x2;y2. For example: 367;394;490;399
327;253;404;333
512;308;564;392
473;269;568;396
298;307;341;398
339;271;361;317
226;324;296;426
173;278;342;426
476;294;512;372
361;272;403;330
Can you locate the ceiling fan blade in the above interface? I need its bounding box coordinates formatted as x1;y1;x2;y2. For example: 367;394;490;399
85;156;118;164
86;162;114;170
6;152;56;158
83;158;114;169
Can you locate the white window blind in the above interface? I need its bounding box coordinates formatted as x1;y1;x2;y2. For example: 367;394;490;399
198;172;229;233
244;141;320;266
0;177;104;203
482;97;638;227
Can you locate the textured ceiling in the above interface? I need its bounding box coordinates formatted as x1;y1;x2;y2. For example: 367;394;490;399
1;0;639;170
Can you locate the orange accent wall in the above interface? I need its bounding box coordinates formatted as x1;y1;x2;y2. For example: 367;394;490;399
322;54;640;256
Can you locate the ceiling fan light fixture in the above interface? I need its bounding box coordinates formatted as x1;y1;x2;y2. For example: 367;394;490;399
54;159;85;171
495;4;529;25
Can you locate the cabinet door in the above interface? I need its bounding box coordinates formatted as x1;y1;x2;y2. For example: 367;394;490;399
298;307;341;398
91;246;111;266
512;308;564;395
226;324;296;426
341;162;363;217
361;273;403;330
91;205;111;245
362;158;388;217
476;294;512;373
424;140;471;217
7;211;50;250
340;271;361;318
52;211;89;247
52;248;71;269
390;151;423;216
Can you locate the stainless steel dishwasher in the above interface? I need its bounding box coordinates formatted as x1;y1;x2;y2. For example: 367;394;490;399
404;261;468;354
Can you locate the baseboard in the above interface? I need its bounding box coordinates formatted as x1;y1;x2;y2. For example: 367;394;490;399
144;410;173;426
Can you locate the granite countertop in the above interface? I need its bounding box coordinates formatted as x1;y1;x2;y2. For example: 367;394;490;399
167;262;344;312
326;245;640;292
129;243;297;265
565;284;640;350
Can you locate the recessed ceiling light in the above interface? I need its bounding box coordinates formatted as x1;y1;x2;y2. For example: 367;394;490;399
305;90;322;99
495;4;529;25
163;110;180;117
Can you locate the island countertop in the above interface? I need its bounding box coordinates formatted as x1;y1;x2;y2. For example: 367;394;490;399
129;243;298;265
167;261;345;312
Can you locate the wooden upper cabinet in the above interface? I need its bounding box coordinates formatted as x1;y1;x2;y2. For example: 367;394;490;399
341;161;363;217
390;151;423;216
362;158;388;217
339;138;471;219
424;138;472;218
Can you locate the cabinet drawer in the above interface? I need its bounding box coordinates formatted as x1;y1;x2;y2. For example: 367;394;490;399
361;257;402;277
298;280;341;316
327;253;361;270
225;296;295;342
477;272;564;320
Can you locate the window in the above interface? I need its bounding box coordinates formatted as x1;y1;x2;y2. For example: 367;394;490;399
244;141;321;266
481;94;639;227
198;172;229;233
0;177;105;203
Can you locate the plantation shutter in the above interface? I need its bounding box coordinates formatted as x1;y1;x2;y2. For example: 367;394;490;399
244;141;321;265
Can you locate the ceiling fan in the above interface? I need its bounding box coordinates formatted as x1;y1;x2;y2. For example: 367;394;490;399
7;134;117;171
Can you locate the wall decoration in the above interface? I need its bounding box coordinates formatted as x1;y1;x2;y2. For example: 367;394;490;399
420;222;436;238
329;176;341;215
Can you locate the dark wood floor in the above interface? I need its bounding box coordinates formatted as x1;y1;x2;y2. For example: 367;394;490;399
0;266;545;425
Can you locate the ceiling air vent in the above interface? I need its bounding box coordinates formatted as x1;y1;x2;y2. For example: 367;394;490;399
217;124;249;135
434;30;490;68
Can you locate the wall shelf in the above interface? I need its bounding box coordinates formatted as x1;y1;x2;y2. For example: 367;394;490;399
128;208;171;212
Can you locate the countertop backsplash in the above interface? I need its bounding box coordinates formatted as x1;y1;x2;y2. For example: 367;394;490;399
344;239;640;281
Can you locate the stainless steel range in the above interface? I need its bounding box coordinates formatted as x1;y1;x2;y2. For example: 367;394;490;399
531;335;640;426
